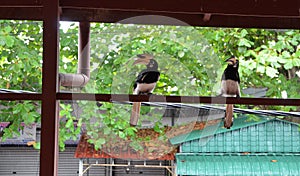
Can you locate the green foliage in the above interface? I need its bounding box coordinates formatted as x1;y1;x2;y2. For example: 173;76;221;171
59;103;82;150
0;101;40;141
0;20;80;150
59;22;78;73
0;20;299;151
88;24;219;96
0;21;42;91
200;28;300;101
81;101;164;150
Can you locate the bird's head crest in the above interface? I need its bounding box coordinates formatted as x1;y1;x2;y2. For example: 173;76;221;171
225;56;239;67
133;54;154;66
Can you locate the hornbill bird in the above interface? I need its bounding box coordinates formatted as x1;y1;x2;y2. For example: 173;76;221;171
130;54;160;126
221;56;240;129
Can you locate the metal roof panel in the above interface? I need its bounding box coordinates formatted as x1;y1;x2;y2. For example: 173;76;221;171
176;153;300;176
170;115;273;145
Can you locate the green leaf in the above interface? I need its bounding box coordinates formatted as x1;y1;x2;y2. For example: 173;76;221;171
65;119;73;128
87;131;93;136
178;51;185;58
5;36;14;47
124;127;137;137
4;26;12;33
103;127;111;135
0;36;5;46
284;60;294;70
256;64;265;73
240;29;248;37
277;57;288;64
292;58;300;66
13;105;22;114
95;138;106;146
153;122;162;133
24;113;35;124
33;142;41;150
282;51;291;58
118;131;126;139
238;38;252;47
244;50;257;57
266;66;278;78
295;50;300;57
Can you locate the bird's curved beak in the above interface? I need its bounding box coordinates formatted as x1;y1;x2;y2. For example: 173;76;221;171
225;57;237;65
133;58;150;65
226;60;234;65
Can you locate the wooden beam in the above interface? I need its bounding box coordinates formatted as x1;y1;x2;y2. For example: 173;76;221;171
57;93;300;106
0;0;42;7
0;0;299;29
0;93;42;100
0;7;42;20
40;0;59;175
0;92;297;106
60;0;300;17
1;0;299;18
61;8;300;29
0;8;299;29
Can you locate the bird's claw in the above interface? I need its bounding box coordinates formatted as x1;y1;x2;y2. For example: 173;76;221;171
139;92;153;95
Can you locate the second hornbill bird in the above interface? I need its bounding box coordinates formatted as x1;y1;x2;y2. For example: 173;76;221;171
221;56;240;129
130;54;160;126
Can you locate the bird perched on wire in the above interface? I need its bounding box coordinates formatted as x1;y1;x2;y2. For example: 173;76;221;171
220;56;240;129
130;54;160;126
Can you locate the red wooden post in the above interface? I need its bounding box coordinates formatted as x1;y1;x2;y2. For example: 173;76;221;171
40;0;60;175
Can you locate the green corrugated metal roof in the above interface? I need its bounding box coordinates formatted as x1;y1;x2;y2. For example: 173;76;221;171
170;116;298;145
176;153;300;176
179;118;300;153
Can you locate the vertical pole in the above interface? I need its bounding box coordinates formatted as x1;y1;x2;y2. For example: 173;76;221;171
110;159;114;176
109;159;113;176
78;21;90;78
171;160;176;176
40;0;60;175
79;159;83;176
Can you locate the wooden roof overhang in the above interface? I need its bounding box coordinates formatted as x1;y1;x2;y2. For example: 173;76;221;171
1;0;300;29
74;134;177;160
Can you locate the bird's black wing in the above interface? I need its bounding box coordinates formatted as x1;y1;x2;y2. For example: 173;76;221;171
136;70;160;84
222;67;239;82
133;70;160;90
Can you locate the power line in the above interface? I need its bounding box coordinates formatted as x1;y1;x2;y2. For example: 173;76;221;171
1;89;299;118
113;101;300;118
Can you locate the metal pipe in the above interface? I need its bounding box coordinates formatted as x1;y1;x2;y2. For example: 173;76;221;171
60;21;90;87
78;21;90;78
79;159;83;176
59;73;89;87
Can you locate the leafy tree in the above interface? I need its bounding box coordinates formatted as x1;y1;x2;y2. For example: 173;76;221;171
0;20;299;150
0;21;43;146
